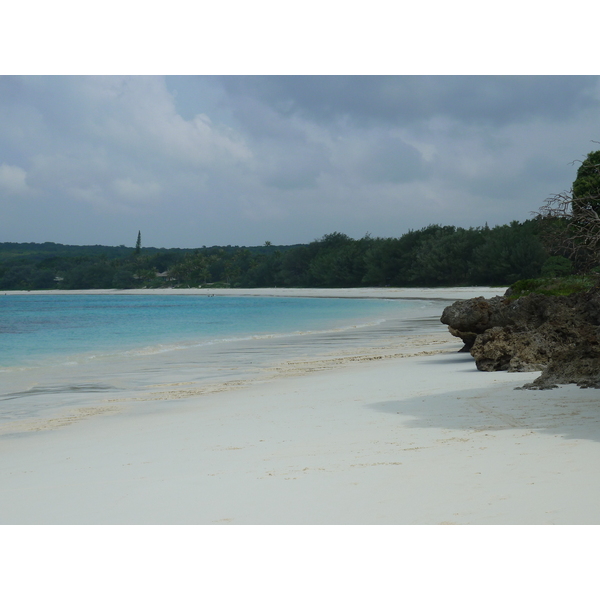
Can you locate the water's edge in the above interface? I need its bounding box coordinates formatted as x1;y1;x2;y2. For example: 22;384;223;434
0;295;455;428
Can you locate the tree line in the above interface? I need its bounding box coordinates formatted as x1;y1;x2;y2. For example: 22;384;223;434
0;219;560;290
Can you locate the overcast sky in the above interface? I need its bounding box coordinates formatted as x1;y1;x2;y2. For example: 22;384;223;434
1;75;599;248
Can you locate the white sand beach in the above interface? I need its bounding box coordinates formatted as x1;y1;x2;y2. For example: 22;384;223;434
2;286;600;525
3;285;502;299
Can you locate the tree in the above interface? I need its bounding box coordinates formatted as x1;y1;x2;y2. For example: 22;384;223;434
573;150;600;211
541;255;573;277
169;253;210;287
135;231;141;255
469;222;546;285
112;268;136;289
538;148;600;271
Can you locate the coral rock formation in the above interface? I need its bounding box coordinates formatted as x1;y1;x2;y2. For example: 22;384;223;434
441;285;600;388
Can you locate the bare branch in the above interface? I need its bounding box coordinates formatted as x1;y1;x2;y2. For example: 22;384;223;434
535;186;600;271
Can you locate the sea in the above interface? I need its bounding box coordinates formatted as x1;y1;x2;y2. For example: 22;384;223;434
0;293;448;425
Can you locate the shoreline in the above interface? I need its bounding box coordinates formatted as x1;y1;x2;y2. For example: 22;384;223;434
2;285;505;300
3;286;600;524
0;292;460;428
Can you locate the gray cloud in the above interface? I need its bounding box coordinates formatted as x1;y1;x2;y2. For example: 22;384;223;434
1;75;599;247
358;134;428;184
215;75;600;127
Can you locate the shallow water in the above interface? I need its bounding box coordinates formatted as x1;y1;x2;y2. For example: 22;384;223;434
0;294;449;423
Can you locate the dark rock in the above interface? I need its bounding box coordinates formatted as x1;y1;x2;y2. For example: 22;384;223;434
523;324;600;389
440;296;508;350
441;284;600;387
471;326;551;372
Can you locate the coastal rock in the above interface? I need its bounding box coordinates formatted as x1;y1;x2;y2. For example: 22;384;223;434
441;285;600;386
440;293;567;355
470;325;563;372
440;296;508;350
522;322;600;389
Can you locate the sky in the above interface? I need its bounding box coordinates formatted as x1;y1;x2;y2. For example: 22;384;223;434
1;75;599;249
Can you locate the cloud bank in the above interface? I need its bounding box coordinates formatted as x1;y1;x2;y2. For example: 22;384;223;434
1;75;599;248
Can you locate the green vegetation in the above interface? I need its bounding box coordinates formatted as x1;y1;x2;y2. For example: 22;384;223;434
573;149;600;211
1;220;550;290
506;276;595;299
538;148;600;272
505;148;600;300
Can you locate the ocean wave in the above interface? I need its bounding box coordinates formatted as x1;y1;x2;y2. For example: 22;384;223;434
109;317;390;358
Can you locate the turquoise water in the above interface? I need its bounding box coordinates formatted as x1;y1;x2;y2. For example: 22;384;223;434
0;294;444;424
1;294;419;369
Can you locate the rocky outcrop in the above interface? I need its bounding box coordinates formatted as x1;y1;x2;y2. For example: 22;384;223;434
523;340;600;389
441;284;600;388
470;327;553;372
440;296;509;351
